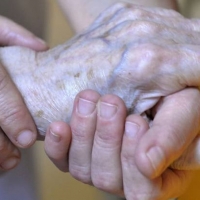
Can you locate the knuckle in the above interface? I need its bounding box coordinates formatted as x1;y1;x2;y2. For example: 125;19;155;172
130;44;164;79
0;70;9;92
112;2;126;10
165;9;183;18
101;2;126;21
114;8;144;22
132;8;146;18
121;150;134;166
107;21;161;41
134;20;161;35
92;174;118;193
69;166;91;184
94;129;121;149
139;43;160;59
0;103;27;127
71;125;91;143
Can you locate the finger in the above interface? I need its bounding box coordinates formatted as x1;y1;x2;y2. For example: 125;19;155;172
104;20;200;46
0;63;37;148
0;129;21;170
45;121;71;172
0;16;48;51
69;89;100;184
108;10;200;37
91;94;126;196
90;4;189;38
135;88;200;179
94;2;182;28
121;115;156;199
122;115;192;200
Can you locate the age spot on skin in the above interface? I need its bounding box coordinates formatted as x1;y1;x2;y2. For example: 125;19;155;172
56;80;66;90
36;110;44;118
74;73;80;78
87;69;94;80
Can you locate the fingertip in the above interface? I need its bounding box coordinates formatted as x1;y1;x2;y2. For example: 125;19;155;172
73;89;100;118
21;35;49;52
97;94;127;120
135;131;167;179
49;121;71;140
0;156;20;170
124;115;148;138
98;93;126;107
0;16;49;51
45;121;71;148
11;34;49;52
45;121;71;172
76;89;101;104
16;130;37;148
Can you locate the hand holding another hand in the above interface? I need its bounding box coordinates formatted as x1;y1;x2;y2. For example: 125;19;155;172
45;87;200;200
1;3;200;198
41;3;200;199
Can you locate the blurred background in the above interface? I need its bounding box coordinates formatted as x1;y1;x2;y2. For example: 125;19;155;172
0;0;200;199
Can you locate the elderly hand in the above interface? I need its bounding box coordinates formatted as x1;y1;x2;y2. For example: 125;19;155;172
1;2;200;176
0;16;48;170
82;2;200;113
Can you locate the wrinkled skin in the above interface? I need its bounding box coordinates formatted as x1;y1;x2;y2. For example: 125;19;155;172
1;3;200;199
0;5;197;126
0;2;200;168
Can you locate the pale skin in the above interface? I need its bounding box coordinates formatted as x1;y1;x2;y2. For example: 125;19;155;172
1;2;200;200
1;0;200;199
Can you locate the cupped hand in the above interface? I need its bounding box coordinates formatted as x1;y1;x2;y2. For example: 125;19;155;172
45;88;199;200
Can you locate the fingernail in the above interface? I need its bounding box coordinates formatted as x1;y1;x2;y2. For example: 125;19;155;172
36;37;47;45
78;98;96;116
99;102;117;119
125;122;140;138
17;130;34;147
146;146;166;177
1;157;19;170
50;129;61;142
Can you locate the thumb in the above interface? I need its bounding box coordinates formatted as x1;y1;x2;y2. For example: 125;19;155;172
135;88;200;178
0;15;48;51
